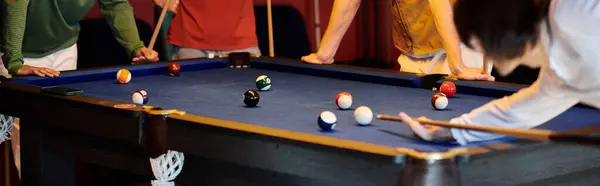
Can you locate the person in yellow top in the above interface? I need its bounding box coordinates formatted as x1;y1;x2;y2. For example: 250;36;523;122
302;0;494;81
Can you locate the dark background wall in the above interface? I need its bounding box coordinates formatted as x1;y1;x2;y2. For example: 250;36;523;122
78;0;539;84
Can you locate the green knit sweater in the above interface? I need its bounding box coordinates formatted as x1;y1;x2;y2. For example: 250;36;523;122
1;0;146;75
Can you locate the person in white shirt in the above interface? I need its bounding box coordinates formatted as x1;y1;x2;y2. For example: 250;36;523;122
398;0;600;145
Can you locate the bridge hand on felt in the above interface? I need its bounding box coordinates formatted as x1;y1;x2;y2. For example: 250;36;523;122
398;112;454;142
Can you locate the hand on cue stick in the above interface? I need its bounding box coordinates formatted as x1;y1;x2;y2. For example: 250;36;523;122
376;114;600;147
132;0;172;64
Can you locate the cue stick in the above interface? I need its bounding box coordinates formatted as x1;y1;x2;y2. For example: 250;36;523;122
267;0;275;57
313;0;321;49
376;114;600;147
482;57;489;75
147;0;173;57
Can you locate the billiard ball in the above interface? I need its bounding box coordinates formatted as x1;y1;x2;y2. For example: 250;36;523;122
256;75;271;91
431;92;448;110
243;90;260;107
440;81;456;97
354;106;373;125
132;90;148;104
318;111;337;131
116;69;131;84
335;92;352;109
168;62;181;76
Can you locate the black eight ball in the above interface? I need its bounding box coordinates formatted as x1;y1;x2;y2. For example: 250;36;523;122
244;90;260;107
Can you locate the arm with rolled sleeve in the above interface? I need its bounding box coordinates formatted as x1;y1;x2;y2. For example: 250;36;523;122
1;0;29;75
449;68;580;145
97;0;146;59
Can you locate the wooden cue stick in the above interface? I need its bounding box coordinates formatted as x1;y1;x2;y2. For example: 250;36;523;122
267;0;275;57
482;57;489;75
376;114;600;147
313;0;321;49
147;0;173;55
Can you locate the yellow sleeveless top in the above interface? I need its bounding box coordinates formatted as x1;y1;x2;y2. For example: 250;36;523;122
391;0;455;58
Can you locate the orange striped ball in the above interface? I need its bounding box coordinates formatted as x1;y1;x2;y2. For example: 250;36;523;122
116;69;131;84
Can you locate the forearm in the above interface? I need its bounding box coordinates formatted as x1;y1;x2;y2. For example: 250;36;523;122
98;0;146;58
317;0;361;59
428;0;464;75
449;72;580;145
1;0;29;75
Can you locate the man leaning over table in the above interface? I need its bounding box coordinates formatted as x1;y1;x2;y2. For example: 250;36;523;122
1;0;160;178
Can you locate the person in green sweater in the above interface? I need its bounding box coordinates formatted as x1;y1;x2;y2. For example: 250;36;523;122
0;0;159;78
0;0;159;179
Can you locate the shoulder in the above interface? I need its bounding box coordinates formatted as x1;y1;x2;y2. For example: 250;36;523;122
551;0;600;36
545;0;600;90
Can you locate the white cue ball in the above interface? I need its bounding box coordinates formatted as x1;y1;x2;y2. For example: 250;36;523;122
354;106;373;125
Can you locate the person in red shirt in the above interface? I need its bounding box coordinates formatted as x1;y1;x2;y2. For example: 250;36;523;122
154;0;261;59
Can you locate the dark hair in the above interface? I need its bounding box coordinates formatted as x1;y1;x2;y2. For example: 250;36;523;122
453;0;551;61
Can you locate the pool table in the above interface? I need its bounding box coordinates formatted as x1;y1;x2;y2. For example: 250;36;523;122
2;56;600;186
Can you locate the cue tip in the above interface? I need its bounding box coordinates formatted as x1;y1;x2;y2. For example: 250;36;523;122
376;114;401;121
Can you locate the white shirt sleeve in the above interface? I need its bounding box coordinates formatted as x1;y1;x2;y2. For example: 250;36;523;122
449;0;600;145
450;68;580;145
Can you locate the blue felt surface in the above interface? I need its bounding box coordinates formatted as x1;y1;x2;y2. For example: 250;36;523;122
12;58;600;151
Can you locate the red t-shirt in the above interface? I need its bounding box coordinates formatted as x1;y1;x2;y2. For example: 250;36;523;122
167;0;258;50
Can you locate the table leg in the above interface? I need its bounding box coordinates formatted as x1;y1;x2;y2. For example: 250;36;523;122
20;119;75;186
142;110;184;186
3;141;10;186
399;157;461;186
